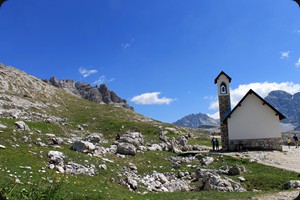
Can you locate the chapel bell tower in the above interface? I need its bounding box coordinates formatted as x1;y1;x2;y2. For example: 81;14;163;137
214;71;232;151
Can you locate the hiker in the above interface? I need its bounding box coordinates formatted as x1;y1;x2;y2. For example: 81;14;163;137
215;138;219;150
211;137;216;150
287;137;292;148
293;134;299;148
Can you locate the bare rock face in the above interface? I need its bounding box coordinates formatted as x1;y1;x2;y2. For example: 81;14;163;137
44;77;133;110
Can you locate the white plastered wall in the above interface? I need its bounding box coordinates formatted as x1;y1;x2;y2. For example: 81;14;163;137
228;93;281;140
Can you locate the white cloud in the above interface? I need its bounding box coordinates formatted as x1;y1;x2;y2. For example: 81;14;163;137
130;92;175;105
280;51;290;59
79;68;98;78
93;75;115;85
121;43;131;49
296;58;300;67
209;82;300;111
121;38;135;49
207;112;219;119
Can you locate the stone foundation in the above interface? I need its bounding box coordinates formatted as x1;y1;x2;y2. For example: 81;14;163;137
229;137;282;151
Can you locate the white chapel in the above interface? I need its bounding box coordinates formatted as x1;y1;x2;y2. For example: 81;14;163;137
214;71;285;151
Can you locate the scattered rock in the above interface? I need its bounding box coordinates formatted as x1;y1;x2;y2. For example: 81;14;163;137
48;151;65;166
0;145;6;149
99;164;107;170
201;156;214;166
15;121;30;131
228;164;246;176
65;162;96;176
0;123;7;129
71;140;96;153
283;180;300;189
85;133;104;144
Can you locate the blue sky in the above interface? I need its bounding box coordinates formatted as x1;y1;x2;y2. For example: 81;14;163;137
1;0;300;123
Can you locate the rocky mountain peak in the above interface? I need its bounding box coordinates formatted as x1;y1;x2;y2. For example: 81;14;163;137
265;90;300;130
44;77;133;110
173;112;219;128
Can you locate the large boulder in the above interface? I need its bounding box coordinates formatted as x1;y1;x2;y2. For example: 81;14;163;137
85;133;104;144
118;131;144;147
15;121;30;131
196;168;246;192
71;140;96;153
228;164;246;176
117;142;137;156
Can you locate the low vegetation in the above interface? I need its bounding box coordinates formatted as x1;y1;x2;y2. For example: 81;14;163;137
0;87;299;199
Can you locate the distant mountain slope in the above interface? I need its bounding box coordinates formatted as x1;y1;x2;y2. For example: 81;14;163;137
44;77;133;110
173;113;219;128
264;90;300;130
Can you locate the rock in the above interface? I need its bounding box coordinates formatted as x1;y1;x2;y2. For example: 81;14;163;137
117;143;137;156
228;165;246;176
56;166;65;173
201;157;214;166
127;177;138;190
65;162;96;176
163;179;190;192
48;151;65;166
15;121;30;131
283;180;300;189
153;172;168;184
71;140;96;153
0;145;6;149
148;144;163;151
22;136;29;142
85;133;104;144
117;131;144;147
238;176;246;182
19;166;31;170
99;164;107;170
196;168;246;192
52;137;64;145
0;123;7;129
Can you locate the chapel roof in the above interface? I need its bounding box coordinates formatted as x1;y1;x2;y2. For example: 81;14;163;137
223;89;286;121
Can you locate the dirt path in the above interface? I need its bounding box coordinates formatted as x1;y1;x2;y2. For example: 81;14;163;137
223;145;300;173
222;145;300;199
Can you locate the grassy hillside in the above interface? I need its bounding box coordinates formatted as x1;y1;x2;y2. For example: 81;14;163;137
0;66;300;199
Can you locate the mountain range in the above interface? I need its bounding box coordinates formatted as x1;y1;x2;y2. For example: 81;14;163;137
173;113;219;129
174;90;300;131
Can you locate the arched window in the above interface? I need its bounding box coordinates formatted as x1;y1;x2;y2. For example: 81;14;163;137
220;83;227;94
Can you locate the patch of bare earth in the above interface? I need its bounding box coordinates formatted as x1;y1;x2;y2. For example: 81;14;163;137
224;145;300;200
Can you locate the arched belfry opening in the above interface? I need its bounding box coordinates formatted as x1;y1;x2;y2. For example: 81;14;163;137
220;82;227;94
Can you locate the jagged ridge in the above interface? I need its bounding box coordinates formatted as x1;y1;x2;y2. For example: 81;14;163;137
44;77;133;110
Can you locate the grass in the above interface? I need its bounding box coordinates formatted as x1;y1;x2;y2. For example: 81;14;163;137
0;90;299;199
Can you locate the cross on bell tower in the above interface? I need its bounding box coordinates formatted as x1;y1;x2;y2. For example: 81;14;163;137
214;71;232;151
